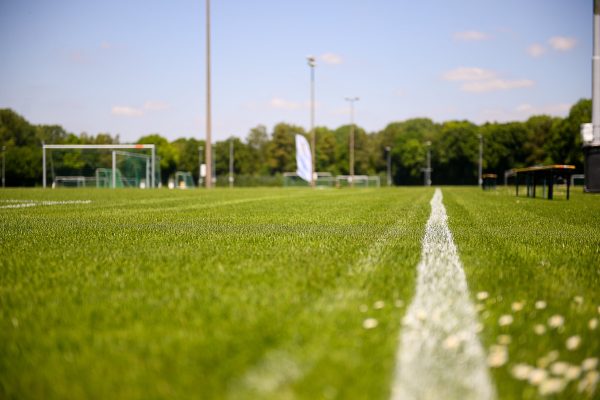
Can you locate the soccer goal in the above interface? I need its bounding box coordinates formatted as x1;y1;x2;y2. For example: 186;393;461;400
43;144;159;188
283;172;335;187
174;171;196;189
336;175;381;188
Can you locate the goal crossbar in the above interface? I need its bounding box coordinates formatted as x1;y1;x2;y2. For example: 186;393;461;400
42;144;157;188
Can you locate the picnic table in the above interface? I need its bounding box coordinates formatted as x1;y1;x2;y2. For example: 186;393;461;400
507;165;576;200
482;173;497;190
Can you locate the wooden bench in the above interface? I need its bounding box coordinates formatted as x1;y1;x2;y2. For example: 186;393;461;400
506;165;576;200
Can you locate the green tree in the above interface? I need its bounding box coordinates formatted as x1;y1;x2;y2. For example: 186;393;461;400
138;134;179;184
266;123;304;173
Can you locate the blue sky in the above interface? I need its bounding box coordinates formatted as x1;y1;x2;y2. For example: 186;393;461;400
0;0;592;142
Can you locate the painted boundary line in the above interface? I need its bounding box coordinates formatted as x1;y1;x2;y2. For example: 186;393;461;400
391;188;495;400
0;200;92;209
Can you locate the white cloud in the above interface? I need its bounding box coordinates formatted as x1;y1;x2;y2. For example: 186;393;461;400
442;67;495;81
111;101;169;117
269;97;302;110
527;43;546;57
100;41;112;50
453;31;489;41
143;101;169;111
111;106;143;117
548;36;576;51
516;103;570;115
462;79;534;93
443;67;534;93
320;53;343;65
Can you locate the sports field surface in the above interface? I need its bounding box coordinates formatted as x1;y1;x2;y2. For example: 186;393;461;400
1;187;599;399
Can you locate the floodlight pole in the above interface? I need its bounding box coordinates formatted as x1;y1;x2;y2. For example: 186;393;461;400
205;0;213;189
584;0;600;192
478;134;483;186
385;146;392;186
345;97;359;187
229;138;234;188
307;56;316;187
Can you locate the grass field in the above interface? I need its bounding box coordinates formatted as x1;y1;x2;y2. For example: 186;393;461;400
0;187;598;399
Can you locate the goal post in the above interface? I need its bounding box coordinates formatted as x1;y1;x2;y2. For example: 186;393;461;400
42;144;157;189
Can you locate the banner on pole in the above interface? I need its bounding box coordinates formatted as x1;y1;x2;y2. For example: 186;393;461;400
295;134;312;182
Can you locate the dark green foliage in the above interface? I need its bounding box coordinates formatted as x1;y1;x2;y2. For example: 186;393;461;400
0;99;592;186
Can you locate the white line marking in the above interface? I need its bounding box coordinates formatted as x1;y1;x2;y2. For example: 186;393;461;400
0;200;92;209
391;188;495;400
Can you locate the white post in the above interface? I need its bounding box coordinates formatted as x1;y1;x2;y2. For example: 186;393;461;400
205;0;213;188
307;56;316;187
42;144;46;188
151;146;156;188
112;150;116;188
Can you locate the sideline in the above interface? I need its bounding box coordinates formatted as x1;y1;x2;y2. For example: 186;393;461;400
391;188;495;400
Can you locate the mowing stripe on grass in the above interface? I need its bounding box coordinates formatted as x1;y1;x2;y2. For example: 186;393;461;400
391;188;495;400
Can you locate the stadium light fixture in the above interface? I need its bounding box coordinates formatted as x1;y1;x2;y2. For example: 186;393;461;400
345;97;359;187
307;56;316;187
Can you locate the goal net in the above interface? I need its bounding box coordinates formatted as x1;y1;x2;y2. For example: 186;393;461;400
336;175;381;188
44;144;160;188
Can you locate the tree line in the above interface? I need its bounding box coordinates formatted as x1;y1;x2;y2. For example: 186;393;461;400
0;99;590;186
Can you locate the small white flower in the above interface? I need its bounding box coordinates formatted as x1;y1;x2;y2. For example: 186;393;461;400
373;300;385;310
582;358;598;371
565;365;581;381
589;318;598;330
512;301;524;312
574;296;583;305
443;335;460;350
528;368;548;385
535;300;547;310
476;291;489;301
534;324;547;335
511;363;532;380
548;315;564;329
550;361;569;375
362;318;378;329
566;335;581;351
499;315;513;326
487;345;508;368
538;378;566;396
497;334;511;345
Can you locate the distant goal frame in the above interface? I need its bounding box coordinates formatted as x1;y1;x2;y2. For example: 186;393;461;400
42;144;157;189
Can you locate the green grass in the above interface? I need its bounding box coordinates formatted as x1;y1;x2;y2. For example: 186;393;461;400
0;188;432;400
444;187;600;399
0;187;598;399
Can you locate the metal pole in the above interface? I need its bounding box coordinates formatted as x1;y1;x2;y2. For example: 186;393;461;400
198;145;203;187
584;0;600;192
112;150;116;188
345;97;359;187
229;138;234;188
42;144;46;188
478;134;483;186
425;141;432;186
151;146;156;188
205;0;213;188
307;56;316;187
2;145;5;188
386;146;392;186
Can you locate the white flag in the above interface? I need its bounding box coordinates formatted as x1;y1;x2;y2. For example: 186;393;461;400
295;134;312;182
